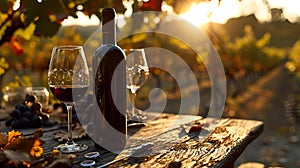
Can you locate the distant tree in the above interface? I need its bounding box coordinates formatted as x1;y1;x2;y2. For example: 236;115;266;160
228;25;284;73
288;39;300;77
271;8;284;22
0;0;125;49
0;0;272;49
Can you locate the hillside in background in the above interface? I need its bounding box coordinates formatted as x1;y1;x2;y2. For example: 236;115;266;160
64;14;300;48
211;14;300;48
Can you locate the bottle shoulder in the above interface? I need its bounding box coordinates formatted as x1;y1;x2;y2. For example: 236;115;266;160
94;44;125;58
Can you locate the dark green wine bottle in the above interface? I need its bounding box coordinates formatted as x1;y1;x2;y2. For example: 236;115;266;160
92;8;127;153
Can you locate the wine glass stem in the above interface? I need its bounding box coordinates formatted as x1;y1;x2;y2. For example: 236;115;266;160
131;92;136;117
66;104;73;144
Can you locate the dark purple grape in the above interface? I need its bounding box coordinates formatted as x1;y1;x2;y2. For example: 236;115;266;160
11;119;21;129
25;94;38;103
23;111;33;119
53;103;67;114
53;103;61;110
15;104;29;113
19;117;30;128
12;117;30;129
31;115;42;128
10;109;22;119
31;102;42;114
39;113;49;121
5;118;14;127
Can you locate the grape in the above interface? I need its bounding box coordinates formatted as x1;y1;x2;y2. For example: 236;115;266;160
31;102;42;114
53;103;67;113
31;115;42;128
11;117;30;129
5;92;53;129
25;94;38;103
39;113;50;121
53;103;61;110
5;118;14;127
24;94;38;108
23;111;33;119
15;104;29;113
10;109;22;119
11;119;21;129
19;117;30;128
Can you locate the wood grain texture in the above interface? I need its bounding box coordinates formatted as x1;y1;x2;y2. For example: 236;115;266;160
98;114;263;168
39;113;263;168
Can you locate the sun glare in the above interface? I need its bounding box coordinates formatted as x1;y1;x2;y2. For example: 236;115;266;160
179;3;211;26
62;11;100;26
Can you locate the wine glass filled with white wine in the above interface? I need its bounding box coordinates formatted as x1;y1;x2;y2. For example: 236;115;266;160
125;49;150;122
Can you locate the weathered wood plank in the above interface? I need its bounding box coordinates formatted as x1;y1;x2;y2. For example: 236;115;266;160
37;113;263;168
98;115;263;168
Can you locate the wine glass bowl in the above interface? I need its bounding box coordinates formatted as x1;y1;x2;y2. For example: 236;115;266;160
124;49;150;122
126;65;149;93
48;45;89;153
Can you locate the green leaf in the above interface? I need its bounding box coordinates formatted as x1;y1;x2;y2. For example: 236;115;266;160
0;57;9;76
13;22;36;40
0;57;9;69
0;20;12;40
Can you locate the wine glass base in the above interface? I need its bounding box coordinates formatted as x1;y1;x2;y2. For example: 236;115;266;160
55;143;88;153
128;122;148;128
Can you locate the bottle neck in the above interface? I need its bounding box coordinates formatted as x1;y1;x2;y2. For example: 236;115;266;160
102;19;116;45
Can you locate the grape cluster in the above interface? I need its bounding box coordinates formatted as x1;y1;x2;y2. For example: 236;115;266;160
5;94;50;129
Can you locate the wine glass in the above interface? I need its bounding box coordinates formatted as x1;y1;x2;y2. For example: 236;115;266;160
48;45;89;153
125;49;150;123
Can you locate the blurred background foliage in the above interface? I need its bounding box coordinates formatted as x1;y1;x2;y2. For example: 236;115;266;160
0;0;298;113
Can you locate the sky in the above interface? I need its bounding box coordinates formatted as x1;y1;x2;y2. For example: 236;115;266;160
179;0;300;26
62;0;300;26
268;0;300;22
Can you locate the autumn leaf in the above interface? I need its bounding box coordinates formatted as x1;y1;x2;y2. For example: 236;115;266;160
5;136;44;158
0;129;48;167
30;139;43;157
3;149;31;164
54;124;87;142
10;37;24;56
5;130;22;149
14;22;36;40
32;152;76;168
0;133;8;148
0;57;9;69
33;128;43;138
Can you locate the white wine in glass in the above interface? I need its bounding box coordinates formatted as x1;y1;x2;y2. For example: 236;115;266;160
48;45;89;153
125;49;150;122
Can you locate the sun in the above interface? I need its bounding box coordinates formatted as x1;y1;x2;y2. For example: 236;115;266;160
179;3;211;26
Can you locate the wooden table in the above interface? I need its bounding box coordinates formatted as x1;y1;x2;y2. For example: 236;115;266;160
37;112;263;168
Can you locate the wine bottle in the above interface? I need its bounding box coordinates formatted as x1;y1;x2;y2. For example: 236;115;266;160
92;8;127;152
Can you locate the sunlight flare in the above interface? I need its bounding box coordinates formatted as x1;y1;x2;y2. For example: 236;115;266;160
179;3;211;26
